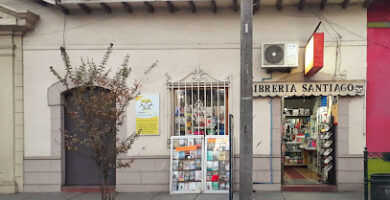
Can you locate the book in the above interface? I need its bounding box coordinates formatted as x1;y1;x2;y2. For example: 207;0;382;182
172;171;179;182
207;161;213;171
190;171;195;181
195;159;202;170
171;181;178;191
195;138;202;146
185;183;189;191
189;182;197;191
207;151;214;161
173;140;179;148
190;151;197;159
206;171;212;181
217;151;226;161
219;182;226;190
183;161;190;170
206;182;212;190
178;151;185;159
212;182;219;190
172;151;178;159
197;149;202;157
178;183;185;191
172;160;179;171
178;160;183;170
184;171;190;181
178;171;184;182
179;139;185;146
188;138;194;146
212;161;219;171
189;161;196;170
195;170;202;181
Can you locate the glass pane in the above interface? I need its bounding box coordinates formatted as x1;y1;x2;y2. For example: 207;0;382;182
174;90;185;136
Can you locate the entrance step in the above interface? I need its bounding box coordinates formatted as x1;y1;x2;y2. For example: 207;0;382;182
61;186;115;193
282;185;337;192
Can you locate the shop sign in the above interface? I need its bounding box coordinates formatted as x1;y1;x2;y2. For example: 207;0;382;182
253;80;365;97
135;95;159;135
305;32;324;77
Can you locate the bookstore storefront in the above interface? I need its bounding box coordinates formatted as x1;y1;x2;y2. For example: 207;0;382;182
253;80;366;189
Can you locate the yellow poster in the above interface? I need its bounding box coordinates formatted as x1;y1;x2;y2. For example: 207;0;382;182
135;95;159;135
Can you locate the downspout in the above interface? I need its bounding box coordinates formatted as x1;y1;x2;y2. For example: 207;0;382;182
253;73;274;184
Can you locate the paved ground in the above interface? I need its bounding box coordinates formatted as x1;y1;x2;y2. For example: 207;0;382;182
0;191;365;200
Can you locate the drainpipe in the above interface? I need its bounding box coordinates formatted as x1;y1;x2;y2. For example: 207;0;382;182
253;73;274;184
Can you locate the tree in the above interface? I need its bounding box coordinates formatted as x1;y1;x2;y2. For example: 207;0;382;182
50;44;157;200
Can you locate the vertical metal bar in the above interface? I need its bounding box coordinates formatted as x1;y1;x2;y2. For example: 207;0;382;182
204;81;206;135
240;0;253;198
197;79;200;135
177;82;180;136
192;81;194;135
364;147;368;200
224;81;226;135
185;82;187;136
217;81;220;135
211;82;213;135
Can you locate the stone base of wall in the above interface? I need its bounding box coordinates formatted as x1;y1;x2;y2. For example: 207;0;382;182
24;158;62;192
23;155;363;192
0;184;16;193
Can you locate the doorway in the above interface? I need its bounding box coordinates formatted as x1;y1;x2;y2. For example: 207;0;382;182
281;96;337;186
64;87;116;186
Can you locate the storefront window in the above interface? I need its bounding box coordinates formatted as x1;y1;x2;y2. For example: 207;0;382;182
172;83;228;136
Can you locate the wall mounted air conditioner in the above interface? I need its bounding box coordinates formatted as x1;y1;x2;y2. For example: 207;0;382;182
261;42;299;68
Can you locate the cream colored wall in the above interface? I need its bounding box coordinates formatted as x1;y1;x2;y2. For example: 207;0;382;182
2;0;366;157
0;33;15;192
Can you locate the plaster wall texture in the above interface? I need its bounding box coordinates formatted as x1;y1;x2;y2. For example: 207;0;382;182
10;1;367;157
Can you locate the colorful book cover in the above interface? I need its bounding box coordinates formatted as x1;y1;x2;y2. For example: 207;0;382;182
183;161;190;170
218;151;226;161
178;151;185;159
184;171;190;181
187;138;194;146
189;161;196;170
197;149;202;157
195;170;202;181
190;171;195;181
190;151;197;159
206;182;212;190
171;181;178;191
195;159;202;170
179;139;185;146
178;160;183;170
207;151;214;161
212;161;219;171
178;171;184;182
206;171;212;181
178;183;185;191
219;182;226;190
212;182;219;190
172;151;178;159
172;160;179;171
172;171;179;181
184;183;189;191
189;182;197;191
207;161;213;171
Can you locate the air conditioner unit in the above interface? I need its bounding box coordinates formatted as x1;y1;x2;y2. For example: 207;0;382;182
261;42;299;68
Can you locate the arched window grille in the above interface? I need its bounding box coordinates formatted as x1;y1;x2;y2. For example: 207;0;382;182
167;68;230;136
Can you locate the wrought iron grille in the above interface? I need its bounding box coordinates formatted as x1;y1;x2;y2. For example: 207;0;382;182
167;68;230;136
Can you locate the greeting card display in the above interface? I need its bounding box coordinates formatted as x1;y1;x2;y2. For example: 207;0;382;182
170;136;204;194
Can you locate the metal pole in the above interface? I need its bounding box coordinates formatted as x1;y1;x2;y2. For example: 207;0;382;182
240;0;253;198
364;147;368;200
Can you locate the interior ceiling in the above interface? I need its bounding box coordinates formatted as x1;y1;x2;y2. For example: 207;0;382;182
284;96;318;110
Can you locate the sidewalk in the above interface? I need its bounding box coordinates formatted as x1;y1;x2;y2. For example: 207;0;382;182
0;191;365;200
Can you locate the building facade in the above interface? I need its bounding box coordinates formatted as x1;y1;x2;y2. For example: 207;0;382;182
0;0;371;193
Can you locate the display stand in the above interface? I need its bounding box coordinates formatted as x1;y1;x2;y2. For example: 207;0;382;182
204;135;230;193
170;135;204;194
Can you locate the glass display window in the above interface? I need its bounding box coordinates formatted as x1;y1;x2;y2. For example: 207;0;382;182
172;84;228;136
